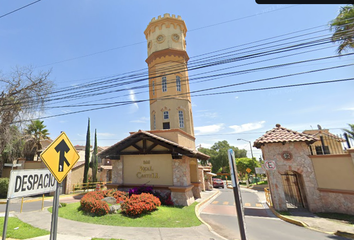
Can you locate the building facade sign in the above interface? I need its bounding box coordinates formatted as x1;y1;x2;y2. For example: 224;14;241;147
123;154;173;185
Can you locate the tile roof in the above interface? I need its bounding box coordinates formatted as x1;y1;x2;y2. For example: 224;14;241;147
254;124;317;148
98;130;210;160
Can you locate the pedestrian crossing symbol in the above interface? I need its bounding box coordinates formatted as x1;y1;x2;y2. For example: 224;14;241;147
40;132;80;183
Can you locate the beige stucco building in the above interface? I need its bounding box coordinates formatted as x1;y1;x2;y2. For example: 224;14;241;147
98;14;209;206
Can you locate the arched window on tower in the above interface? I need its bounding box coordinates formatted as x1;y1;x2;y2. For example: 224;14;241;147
162;76;167;92
176;76;181;92
179;110;184;128
152;81;155;95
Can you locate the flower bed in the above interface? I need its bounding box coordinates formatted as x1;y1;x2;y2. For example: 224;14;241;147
80;189;128;216
121;193;161;216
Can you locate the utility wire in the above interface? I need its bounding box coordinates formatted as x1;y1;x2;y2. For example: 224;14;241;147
0;0;41;19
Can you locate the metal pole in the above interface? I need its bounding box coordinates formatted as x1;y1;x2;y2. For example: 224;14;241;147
228;149;247;240
20;197;24;213
344;133;351;149
2;199;10;240
50;180;59;240
52;181;60;240
248;141;254;159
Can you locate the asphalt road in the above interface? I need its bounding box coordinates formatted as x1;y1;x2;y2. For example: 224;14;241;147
200;187;348;240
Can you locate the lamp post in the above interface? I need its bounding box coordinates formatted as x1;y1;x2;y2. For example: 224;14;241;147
237;138;254;159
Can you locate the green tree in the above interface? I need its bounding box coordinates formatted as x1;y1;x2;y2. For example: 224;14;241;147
24;120;50;161
91;129;98;182
343;123;354;140
199;140;247;173
330;4;354;54
236;157;261;178
83;118;90;184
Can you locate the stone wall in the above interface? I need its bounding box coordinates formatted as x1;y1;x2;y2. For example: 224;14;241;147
112;160;123;184
319;190;354;215
170;185;194;206
172;156;190;186
262;142;324;212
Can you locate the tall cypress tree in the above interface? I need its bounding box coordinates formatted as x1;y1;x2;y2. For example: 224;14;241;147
91;129;98;183
83;118;90;183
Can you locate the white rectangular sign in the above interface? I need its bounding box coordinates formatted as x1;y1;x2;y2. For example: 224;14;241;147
255;167;266;174
7;169;56;199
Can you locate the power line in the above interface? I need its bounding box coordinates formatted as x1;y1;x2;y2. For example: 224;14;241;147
0;0;41;19
12;76;354;123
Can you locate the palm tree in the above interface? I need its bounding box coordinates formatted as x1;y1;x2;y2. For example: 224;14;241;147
330;4;354;54
24;120;50;160
343;123;354;140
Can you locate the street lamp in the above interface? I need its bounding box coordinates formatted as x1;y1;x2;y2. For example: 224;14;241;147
237;138;254;159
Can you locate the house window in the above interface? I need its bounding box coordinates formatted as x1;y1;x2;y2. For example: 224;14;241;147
163;122;170;129
163;111;169;119
153;114;156;130
176;76;181;92
162;76;167;92
152;81;155;95
315;146;330;155
178;110;184;128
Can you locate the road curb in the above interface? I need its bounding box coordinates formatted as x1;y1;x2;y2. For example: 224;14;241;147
266;203;351;236
335;231;354;239
267;203;308;227
195;190;228;240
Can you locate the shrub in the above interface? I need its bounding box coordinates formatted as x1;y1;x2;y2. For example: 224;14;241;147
101;189;128;203
152;191;174;206
80;189;129;216
128;185;174;206
121;193;161;216
80;191;109;216
128;185;153;196
0;178;9;198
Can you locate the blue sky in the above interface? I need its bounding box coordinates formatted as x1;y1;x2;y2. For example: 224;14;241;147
1;1;353;159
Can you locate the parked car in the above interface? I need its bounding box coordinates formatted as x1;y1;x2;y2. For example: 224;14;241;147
212;178;224;188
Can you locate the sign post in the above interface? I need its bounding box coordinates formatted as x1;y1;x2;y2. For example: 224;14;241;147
3;169;57;240
228;149;247;240
40;132;79;240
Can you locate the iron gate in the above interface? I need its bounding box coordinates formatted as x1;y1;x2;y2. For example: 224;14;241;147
281;173;304;208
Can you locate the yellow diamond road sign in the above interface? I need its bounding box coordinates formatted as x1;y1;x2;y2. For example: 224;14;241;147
40;132;80;183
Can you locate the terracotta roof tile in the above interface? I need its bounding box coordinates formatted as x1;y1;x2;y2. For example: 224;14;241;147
254;124;317;148
98;130;210;160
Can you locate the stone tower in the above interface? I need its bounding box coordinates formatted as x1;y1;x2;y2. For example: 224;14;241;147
144;14;194;136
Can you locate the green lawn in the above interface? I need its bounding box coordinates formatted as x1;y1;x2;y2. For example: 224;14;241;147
0;217;49;239
53;202;202;228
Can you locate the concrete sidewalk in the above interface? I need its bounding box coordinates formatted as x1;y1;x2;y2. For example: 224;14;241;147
248;185;354;239
13;190;223;240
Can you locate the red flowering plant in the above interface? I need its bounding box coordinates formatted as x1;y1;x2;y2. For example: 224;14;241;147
80;191;109;216
128;185;174;206
121;193;161;217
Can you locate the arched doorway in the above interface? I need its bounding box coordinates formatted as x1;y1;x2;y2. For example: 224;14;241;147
281;171;307;208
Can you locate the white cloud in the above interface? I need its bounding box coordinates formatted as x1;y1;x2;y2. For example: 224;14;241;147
194;124;224;135
131;117;149;123
129;90;139;110
229;121;265;133
235;96;239;99
338;107;354;111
